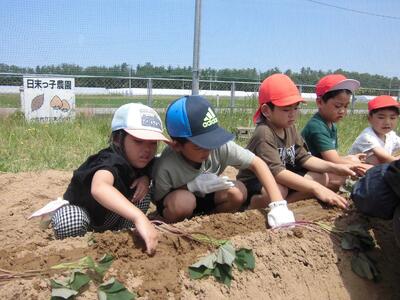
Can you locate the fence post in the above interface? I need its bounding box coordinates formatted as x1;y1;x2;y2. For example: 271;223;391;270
350;94;355;115
230;81;235;113
147;78;153;107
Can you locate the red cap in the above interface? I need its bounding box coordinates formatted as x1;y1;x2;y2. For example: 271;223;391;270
253;74;304;123
368;95;400;112
316;74;360;98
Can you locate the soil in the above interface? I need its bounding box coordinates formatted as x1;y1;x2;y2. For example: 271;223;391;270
0;167;399;300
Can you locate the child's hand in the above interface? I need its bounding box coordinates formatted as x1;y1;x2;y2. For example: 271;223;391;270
313;185;348;209
131;176;150;203
353;153;367;163
134;216;159;255
332;164;356;177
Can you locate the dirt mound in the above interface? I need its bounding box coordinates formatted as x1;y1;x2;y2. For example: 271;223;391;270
0;169;399;299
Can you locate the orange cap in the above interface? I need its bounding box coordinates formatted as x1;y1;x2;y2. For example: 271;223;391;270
253;74;304;123
316;74;360;98
368;95;400;112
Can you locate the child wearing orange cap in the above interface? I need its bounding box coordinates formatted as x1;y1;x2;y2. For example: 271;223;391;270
301;74;370;182
237;74;356;209
349;95;400;164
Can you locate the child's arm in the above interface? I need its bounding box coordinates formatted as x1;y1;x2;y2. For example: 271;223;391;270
248;156;295;227
370;147;398;163
275;169;348;209
302;156;356;177
248;156;284;202
321;149;358;164
91;170;158;255
130;175;150;203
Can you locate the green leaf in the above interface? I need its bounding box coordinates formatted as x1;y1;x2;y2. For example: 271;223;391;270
212;263;233;287
345;224;375;251
188;265;213;279
190;252;217;269
69;271;91;291
50;278;68;288
341;233;360;250
51;287;78;299
51;256;94;270
351;252;380;282
216;242;236;266
234;248;255;271
98;277;136;300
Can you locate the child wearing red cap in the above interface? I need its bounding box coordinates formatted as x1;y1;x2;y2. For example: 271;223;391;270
349;95;400;164
238;74;356;209
301;74;370;183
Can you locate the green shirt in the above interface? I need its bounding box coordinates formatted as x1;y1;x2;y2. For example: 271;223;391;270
301;112;338;158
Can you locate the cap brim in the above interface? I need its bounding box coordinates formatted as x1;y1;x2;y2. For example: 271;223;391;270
187;127;235;150
328;79;360;93
272;95;305;107
124;129;170;143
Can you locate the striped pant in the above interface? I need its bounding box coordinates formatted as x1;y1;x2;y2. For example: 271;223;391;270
51;194;150;239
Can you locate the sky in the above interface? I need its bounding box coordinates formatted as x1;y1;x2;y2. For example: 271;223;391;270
1;0;400;77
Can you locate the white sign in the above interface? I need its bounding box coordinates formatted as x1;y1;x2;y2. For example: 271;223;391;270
22;77;75;122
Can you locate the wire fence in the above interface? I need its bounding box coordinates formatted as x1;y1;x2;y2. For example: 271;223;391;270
0;73;399;113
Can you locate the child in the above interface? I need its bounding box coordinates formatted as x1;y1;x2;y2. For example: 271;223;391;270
351;159;400;247
152;95;295;228
348;95;400;164
301;74;370;182
37;103;169;255
237;74;355;209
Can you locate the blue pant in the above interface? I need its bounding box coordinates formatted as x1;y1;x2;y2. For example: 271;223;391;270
352;163;400;220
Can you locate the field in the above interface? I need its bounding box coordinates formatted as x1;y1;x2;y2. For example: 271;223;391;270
0;109;399;299
0;93;370;110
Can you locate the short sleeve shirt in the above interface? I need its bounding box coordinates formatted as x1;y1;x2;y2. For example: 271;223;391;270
151;141;254;202
301;112;338;158
348;127;400;156
64;146;152;227
237;120;312;182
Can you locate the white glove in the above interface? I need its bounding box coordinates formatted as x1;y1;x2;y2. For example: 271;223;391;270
187;173;234;194
267;200;295;228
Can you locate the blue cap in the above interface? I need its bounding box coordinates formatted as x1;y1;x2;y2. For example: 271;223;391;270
166;95;234;149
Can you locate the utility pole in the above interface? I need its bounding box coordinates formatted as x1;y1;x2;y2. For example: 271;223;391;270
192;0;201;95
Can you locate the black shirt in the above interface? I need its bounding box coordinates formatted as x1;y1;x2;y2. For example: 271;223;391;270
64;146;153;227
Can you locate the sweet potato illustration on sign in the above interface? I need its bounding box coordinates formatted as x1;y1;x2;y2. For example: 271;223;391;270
50;95;71;112
61;100;70;112
31;94;44;111
50;95;63;109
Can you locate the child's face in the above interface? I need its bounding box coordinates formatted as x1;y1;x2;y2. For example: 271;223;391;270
123;135;157;168
175;141;210;164
317;91;350;123
368;109;399;137
263;103;299;128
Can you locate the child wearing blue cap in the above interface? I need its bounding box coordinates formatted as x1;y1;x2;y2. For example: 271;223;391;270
30;103;169;255
152;95;295;228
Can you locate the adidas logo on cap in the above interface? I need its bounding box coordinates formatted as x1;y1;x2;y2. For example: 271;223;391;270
202;107;218;128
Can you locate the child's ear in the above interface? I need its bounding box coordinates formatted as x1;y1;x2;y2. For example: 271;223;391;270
261;103;271;118
316;97;323;108
170;140;182;152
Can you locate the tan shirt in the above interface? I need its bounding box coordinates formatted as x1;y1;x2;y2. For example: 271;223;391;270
237;120;311;182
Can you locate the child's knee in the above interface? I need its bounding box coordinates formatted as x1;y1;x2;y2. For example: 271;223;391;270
51;205;90;239
226;181;247;206
164;190;196;217
307;171;329;187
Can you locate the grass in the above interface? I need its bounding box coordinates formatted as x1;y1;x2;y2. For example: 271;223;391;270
0;94;258;109
2;108;396;173
0;93;371;110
